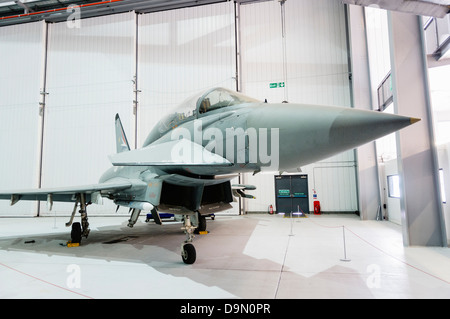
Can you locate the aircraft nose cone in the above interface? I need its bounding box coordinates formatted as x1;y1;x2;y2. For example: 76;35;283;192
410;117;421;124
246;103;419;169
328;108;417;150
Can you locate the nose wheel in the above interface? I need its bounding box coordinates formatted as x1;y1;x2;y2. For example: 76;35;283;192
180;215;197;264
181;243;196;264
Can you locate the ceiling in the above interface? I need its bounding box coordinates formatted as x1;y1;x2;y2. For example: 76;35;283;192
0;0;449;27
0;0;240;27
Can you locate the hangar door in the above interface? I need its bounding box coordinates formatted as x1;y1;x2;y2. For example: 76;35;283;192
0;21;44;216
240;0;358;214
275;175;309;215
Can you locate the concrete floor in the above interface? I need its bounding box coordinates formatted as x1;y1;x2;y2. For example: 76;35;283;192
0;213;449;299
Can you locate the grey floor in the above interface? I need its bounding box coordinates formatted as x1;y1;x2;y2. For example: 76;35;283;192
0;213;449;299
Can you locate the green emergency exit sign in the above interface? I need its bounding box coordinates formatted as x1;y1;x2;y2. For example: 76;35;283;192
270;82;285;89
278;189;290;196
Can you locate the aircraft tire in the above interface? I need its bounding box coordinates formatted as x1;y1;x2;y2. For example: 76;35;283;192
197;212;207;232
181;243;196;264
71;222;82;244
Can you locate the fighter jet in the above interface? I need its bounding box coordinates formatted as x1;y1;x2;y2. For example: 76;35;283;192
0;87;419;264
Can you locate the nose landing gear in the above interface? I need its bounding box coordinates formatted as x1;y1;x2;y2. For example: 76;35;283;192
181;215;197;264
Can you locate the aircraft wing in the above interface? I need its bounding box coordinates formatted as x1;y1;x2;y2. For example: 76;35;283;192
0;179;133;206
109;138;231;167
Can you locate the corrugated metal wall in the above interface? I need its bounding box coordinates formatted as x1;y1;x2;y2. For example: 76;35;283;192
137;2;236;147
240;0;358;213
0;3;238;216
238;0;283;102
39;13;135;216
137;2;239;214
0;22;44;216
0;0;358;216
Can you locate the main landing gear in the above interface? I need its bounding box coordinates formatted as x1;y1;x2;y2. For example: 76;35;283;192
66;193;90;244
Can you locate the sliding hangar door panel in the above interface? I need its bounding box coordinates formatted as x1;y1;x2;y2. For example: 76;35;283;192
0;1;357;217
238;0;284;103
137;2;239;215
40;13;135;216
1;4;238;217
137;2;237;147
240;0;357;214
0;22;44;216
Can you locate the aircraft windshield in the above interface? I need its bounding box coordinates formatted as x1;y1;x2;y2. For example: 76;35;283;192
155;88;259;136
198;88;259;114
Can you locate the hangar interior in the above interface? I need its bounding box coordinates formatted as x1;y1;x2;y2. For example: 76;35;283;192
0;0;450;299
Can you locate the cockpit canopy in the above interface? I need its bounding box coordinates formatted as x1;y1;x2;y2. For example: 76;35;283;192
145;88;260;146
197;87;259;114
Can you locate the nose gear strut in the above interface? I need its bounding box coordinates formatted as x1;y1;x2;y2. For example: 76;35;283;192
180;215;197;264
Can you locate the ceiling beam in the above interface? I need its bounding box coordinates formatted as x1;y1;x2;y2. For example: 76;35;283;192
14;0;33;13
0;0;235;26
342;0;450;18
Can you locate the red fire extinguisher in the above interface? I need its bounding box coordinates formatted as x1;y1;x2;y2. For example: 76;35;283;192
269;204;274;215
313;189;321;215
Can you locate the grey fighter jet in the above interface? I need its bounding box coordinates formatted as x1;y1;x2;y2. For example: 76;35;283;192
0;87;419;264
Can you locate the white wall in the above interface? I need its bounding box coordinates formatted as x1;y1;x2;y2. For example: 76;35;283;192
239;0;357;213
437;143;450;245
430;64;450;245
0;1;360;217
304;155;358;213
0;21;44;216
429;64;450;145
365;7;400;221
0;3;238;217
365;7;391;107
137;2;237;147
238;0;283;103
382;158;402;225
284;0;351;107
365;8;396;166
137;2;239;215
39;13;135;216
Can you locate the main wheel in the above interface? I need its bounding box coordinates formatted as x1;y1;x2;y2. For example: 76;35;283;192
71;222;82;244
181;243;196;264
197;212;207;232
